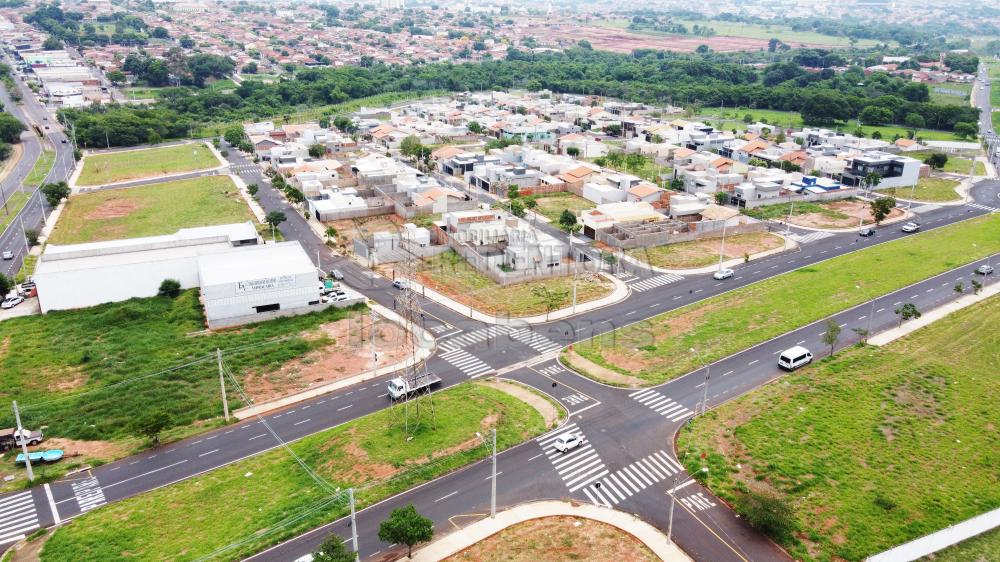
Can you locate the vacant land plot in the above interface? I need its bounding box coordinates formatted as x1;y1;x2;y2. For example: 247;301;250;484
48;175;252;244
903;150;985;175
415;250;613;317
41;383;547;562
678;294;1000;561
627;232;785;270
878;177;961;203
569;214;1000;385
919;526;1000;562
744;199;902;229
531;192;594;222
77;143;219;186
445;516;659;562
929;84;972;107
698;108;804;129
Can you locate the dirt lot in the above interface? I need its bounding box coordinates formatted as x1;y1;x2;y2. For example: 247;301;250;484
241;315;413;403
444;516;659;562
524;23;782;53
788;199;904;229
327;215;406;251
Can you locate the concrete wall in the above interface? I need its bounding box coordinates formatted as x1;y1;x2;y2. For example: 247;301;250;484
206;298;364;330
201;270;319;323
596;221;767;250
738;189;858;209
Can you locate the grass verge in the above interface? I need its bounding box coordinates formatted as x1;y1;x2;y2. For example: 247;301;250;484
24;150;55;188
415;250;613;317
677;294;1000;561
530;192;594;222
48;175;252;244
878;177;961;203
570;214;1000;385
627;232;785;270
76;143;219;186
741;200;847;222
40;382;547;562
0;192;30;234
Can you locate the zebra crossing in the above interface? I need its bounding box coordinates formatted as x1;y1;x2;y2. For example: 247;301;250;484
629;389;694;422
231;163;263;176
968;202;999;213
561;394;590;406
679;491;717;512
438;325;511;353
438;348;492;378
0;491;39;544
537;365;565;377
428;324;451;334
508;328;562;353
72;477;107;513
614;272;640;283
787;231;835;244
629;273;684;292
537;424;608;492
582;450;685;508
909;204;941;214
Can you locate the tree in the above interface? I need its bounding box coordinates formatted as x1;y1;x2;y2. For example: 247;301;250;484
603;123;622;137
24;229;38;247
743;113;754;124
308;144;326;158
377;505;434;558
247;183;258;197
953;122;977;140
400;135;422;159
509;198;525;217
506;185;520;199
157;278;182;298
557;209;577;231
971;279;983;294
714;191;728;205
223;126;247;146
42;36;63;50
325;226;337;242
242;61;258;74
0;113;27;143
869;196;895;226
312;532;354;562
0;274;13;298
577;39;592;50
106;70;126;85
695;44;710;54
894;303;921;327
871;130;882;140
822;319;841;355
265;210;287;228
132;410;170;446
852;327;869;344
923;152;948;170
954;282;964;295
151;26;170;39
531;285;569;320
904;112;925;130
179;35;195;49
859;106;893;126
566;146;580;157
467;121;483;134
40;181;71;207
733;491;796;541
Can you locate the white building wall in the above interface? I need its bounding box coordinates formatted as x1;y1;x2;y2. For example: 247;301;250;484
200;271;319;323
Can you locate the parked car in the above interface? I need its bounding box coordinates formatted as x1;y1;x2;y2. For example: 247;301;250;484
1;250;12;260
777;346;813;371
712;268;734;280
330;269;344;280
552;433;583;453
392;279;409;290
901;222;920;233
975;264;995;275
858;227;876;237
1;296;24;309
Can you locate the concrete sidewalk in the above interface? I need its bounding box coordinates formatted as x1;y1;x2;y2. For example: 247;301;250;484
409;500;692;562
869;279;1000;346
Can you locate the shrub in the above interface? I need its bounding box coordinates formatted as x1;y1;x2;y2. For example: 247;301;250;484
158;279;182;298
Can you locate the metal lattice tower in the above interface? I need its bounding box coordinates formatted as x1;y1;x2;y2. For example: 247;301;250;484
387;253;435;438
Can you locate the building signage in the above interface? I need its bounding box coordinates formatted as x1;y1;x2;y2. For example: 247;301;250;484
236;275;294;294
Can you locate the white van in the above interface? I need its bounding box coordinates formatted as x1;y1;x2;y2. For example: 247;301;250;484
777;346;813;370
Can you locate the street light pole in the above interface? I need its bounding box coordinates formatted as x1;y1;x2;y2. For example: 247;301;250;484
667;467;708;543
690;347;710;415
477;428;497;518
716;222;727;272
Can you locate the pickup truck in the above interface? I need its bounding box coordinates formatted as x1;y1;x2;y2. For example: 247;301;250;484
387;373;442;400
0;428;43;451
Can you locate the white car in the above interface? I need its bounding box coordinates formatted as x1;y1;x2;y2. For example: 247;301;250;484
975;264;994;275
712;268;734;280
1;296;24;309
1;250;12;260
392;279;409;290
901;222;920;233
552;433;583;453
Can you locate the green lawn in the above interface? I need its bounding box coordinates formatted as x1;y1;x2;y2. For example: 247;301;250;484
568;214;1000;385
77;143;219;186
741;200;849;222
23;150;55;188
530;192;594;222
40;383;549;562
123;87;169;100
678;294;1000;561
919;526;1000;562
901;150;984;175
627;232;785;270
697;108;804;129
593;18;880;47
416;250;613;317
929;84;971;107
0;192;31;234
878;177;961;203
49;175;252;244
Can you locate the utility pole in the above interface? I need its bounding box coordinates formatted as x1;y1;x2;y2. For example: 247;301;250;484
217;348;229;422
667;473;678;542
13;401;33;482
717;222;727;272
490;427;497;518
349;487;359;560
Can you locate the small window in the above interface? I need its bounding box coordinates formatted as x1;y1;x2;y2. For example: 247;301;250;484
794;354;807;363
255;303;280;313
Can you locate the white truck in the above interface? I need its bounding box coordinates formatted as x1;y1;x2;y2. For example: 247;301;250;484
0;428;43;451
387;373;442;400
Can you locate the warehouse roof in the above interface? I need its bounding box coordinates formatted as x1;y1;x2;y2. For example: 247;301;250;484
197;242;316;287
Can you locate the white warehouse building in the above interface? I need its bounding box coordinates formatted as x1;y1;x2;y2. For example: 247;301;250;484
34;222;327;328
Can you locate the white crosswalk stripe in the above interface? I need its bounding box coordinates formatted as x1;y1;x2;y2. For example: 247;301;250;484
72;478;107;513
508;328;562;353
230;163;263;176
629;389;694;422
561;394;589;406
537;365;565;376
537;424;608;492
0;491;39;544
629;273;684;292
582;450;685;507
438;325;512;353
909;204;941;214
428;325;450;334
439;349;492;378
679;491;717;512
968;202;999;213
787;231;835;244
614;272;639;282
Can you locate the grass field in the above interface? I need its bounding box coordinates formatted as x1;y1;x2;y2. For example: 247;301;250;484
741;200;848;222
627;232;785;270
0;192;31;234
415;250;613;317
23;150;54;188
593;18;879;47
678;294;1000;561
695;108;963;141
445;516;659;562
49;175;251;244
918;526;1000;562
877;177;961;203
568;214;1000;385
40;383;549;562
76;143;219;186
530;192;594;222
929;84;972;107
902;150;984;175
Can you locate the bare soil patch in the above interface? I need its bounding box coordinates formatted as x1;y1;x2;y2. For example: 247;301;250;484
789;200;904;229
242;316;413;403
481;379;561;428
29;437;127;460
444;515;659;562
84;198;142;221
562;349;645;387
